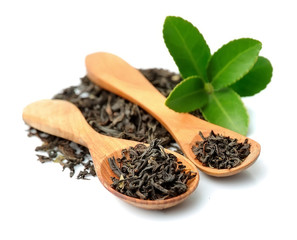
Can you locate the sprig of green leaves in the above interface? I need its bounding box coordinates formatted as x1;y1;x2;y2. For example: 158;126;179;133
163;16;272;135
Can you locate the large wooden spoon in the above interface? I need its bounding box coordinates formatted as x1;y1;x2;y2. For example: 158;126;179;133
85;52;261;177
23;99;199;210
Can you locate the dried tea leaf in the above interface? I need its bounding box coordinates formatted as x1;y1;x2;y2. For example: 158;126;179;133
192;131;251;169
28;69;203;179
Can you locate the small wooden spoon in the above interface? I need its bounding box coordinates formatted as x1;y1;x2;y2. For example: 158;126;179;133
85;52;261;177
23;99;199;210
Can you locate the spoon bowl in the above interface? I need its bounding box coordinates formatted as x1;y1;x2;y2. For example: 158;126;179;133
188;129;259;177
101;148;199;209
22;99;199;209
85;52;261;177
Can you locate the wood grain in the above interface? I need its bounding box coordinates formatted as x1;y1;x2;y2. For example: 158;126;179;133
23;99;199;209
86;52;261;177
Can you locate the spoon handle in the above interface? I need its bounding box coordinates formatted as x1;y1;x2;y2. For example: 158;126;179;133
85;52;212;148
86;52;193;132
23;99;103;148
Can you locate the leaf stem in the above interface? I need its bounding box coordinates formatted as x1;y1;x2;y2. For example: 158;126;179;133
204;83;213;94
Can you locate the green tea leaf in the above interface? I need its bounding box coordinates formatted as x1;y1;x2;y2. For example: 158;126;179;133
165;76;208;112
163;16;211;80
230;56;273;96
207;38;262;90
201;88;249;135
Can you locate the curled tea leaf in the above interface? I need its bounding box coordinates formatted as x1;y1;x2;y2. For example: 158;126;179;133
192;131;251;169
109;139;197;200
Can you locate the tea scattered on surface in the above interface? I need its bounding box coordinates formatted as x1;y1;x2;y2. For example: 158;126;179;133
109;139;197;200
192;131;251;169
27;69;204;179
28;128;95;179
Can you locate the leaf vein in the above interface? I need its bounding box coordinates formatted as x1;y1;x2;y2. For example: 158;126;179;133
211;93;240;132
211;44;259;83
170;21;203;79
169;89;205;104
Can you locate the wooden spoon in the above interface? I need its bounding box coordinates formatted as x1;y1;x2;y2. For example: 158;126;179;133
85;52;261;177
22;99;199;210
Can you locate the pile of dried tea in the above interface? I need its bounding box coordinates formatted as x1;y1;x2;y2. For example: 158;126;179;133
192;131;251;169
28;69;203;179
109;139;197;200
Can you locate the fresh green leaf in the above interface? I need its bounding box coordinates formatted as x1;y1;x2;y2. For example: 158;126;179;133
163;16;211;81
165;76;208;112
230;56;273;96
201;88;249;135
162;16;272;134
207;38;262;90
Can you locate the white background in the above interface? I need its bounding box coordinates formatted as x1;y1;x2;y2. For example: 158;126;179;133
1;1;296;239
